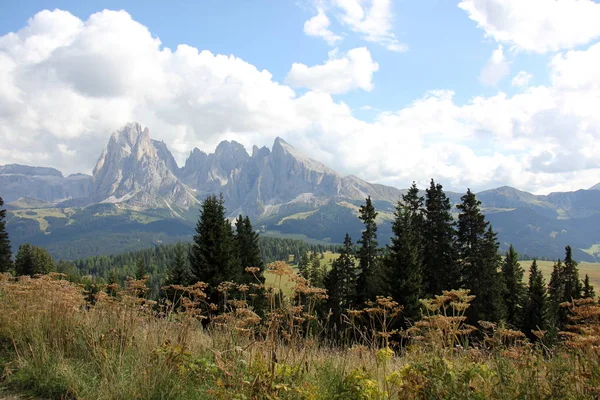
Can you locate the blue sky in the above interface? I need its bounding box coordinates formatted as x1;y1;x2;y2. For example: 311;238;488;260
1;0;600;193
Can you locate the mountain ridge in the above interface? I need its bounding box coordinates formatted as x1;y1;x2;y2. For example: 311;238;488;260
3;122;600;261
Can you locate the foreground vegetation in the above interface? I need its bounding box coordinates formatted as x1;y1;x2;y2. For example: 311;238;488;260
1;271;600;399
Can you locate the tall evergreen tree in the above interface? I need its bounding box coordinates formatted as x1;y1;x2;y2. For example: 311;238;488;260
298;252;311;279
135;258;147;280
563;245;582;301
456;189;505;322
189;194;240;295
14;243;55;276
356;196;380;304
548;259;566;327
325;234;358;324
235;215;265;285
583;274;595;299
309;252;325;288
423;179;459;296
501;244;526;328
0;196;12;273
523;259;549;339
166;242;189;286
385;183;424;322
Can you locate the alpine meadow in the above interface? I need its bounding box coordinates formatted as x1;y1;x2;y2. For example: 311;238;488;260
3;1;600;399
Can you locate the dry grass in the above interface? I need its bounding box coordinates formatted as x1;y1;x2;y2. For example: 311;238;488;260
1;270;600;399
521;259;600;288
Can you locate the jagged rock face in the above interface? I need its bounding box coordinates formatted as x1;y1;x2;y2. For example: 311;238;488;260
0;164;92;203
92;123;197;209
179;136;401;216
180;140;250;193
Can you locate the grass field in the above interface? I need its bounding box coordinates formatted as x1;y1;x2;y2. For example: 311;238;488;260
264;251;339;294
521;259;600;288
264;254;600;295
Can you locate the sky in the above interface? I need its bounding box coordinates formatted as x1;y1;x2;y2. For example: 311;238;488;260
1;0;600;194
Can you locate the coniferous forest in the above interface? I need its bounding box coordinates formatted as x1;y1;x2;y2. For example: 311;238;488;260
1;185;600;399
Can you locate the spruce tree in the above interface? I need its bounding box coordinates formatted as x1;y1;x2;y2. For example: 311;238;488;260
385;183;424;323
563;245;582;301
298;252;311;279
423;179;459;296
583;274;595;299
325;234;357;323
166;242;189;286
14;244;55;276
356;196;380;304
235;215;265;285
501;244;526;328
0;196;12;273
309;252;325;287
135;258;147;280
189;194;240;296
548;259;566;327
523;259;549;339
456;189;505;322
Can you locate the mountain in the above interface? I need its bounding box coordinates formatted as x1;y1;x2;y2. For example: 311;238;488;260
90;122;198;211
0;164;92;203
3;122;600;262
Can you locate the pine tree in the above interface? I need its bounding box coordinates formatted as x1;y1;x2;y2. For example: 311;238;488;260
309;252;325;287
135;258;147;280
423;179;458;296
298;252;311;279
456;189;505;322
385;183;424;323
189;194;241;298
523;259;549;339
166;242;189;286
14;244;55;276
0;196;12;273
325;234;358;324
501;244;526;328
356;196;380;304
583;274;595;299
548;259;566;327
563;245;582;301
235;215;265;285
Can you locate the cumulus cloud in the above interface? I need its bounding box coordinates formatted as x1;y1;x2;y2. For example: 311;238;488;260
511;71;532;88
304;0;406;51
1;9;600;194
458;0;600;53
479;45;510;86
285;47;379;94
304;8;342;45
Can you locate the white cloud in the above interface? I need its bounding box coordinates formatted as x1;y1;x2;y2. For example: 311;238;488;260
511;71;532;88
304;0;406;51
285;47;378;94
332;0;406;51
458;0;600;53
1;9;600;195
304;8;342;45
479;45;510;86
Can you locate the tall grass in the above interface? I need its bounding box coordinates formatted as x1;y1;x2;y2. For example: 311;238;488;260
1;269;600;399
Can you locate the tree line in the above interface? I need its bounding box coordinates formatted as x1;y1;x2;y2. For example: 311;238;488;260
320;180;595;338
0;185;596;340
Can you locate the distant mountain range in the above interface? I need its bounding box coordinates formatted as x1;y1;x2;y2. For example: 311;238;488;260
2;122;600;262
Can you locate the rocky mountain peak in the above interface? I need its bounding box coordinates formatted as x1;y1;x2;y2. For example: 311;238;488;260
91;123;197;209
